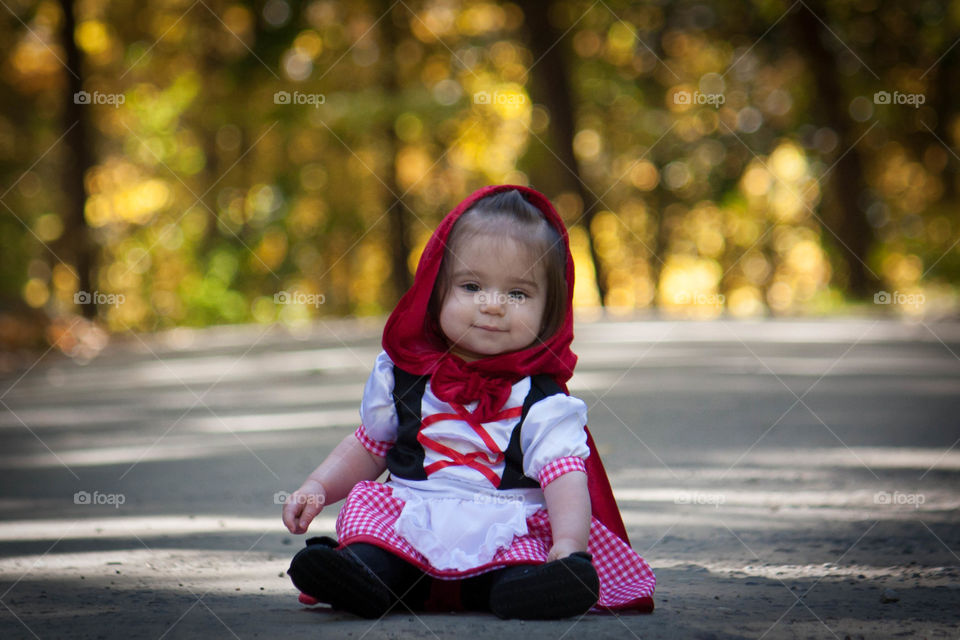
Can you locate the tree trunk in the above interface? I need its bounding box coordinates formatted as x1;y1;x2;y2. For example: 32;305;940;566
58;0;96;318
931;45;958;203
649;191;670;304
791;1;879;298
195;2;228;260
380;1;413;301
517;0;608;306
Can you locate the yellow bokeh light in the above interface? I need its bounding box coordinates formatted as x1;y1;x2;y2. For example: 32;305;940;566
106;261;138;291
108;295;148;330
457;3;506;35
882;252;923;286
490;83;530;120
607;22;637;53
629;160;659;191
735;220;762;248
76;21;110;55
786;239;823;274
84;158;172;227
349;243;387;315
766;281;794;313
287;197;326;236
658;255;724;318
573;129;602;161
411;6;457;42
569;226;602;310
51;264;78;294
770;185;805;222
85;194;110;227
407;230;431;276
741;251;771;284
606;22;636;65
254;229;288;271
34;213;64;242
695;226;724;257
11;38;63;83
23;278;49;308
223;5;253;38
573;30;603;58
741;164;771;197
251;296;277;324
396;146;433;190
127;179;171;222
451;98;530;179
728;286;765;317
294;30;323;58
769;142;806;182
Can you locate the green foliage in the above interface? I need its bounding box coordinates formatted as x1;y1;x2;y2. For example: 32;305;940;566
0;0;957;347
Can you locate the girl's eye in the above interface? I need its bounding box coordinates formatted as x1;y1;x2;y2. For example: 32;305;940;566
508;291;527;301
461;283;480;292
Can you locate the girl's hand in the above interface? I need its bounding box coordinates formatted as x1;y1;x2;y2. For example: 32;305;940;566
281;479;326;535
546;537;585;562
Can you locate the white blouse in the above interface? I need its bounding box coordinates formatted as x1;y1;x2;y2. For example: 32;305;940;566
357;350;589;570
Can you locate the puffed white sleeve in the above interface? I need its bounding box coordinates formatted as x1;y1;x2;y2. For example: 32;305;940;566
520;392;590;488
354;351;398;457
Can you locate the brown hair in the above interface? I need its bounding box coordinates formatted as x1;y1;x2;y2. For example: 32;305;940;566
428;189;568;342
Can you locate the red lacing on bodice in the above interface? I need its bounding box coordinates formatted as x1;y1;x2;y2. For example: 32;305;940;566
417;403;523;488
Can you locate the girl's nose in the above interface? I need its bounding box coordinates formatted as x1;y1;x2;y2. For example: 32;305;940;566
480;292;506;314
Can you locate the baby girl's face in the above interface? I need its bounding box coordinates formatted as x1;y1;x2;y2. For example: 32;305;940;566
438;232;548;362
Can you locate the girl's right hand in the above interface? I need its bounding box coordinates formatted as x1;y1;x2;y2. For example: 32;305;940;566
281;479;327;535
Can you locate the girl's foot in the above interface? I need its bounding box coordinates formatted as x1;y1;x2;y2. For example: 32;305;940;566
489;552;600;619
287;544;394;619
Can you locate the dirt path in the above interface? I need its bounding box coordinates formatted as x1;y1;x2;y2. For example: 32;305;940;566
1;317;958;638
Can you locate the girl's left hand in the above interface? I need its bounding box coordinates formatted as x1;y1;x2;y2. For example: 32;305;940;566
546;537;585;562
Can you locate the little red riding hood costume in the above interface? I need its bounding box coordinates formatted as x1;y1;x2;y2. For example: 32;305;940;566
333;185;655;612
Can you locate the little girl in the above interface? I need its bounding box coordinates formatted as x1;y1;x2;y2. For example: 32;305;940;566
281;185;656;619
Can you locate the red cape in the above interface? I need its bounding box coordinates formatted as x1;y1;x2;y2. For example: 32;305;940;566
381;184;630;545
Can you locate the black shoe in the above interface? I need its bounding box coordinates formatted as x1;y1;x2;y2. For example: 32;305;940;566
304;536;339;548
489;552;600;620
287;544;395;619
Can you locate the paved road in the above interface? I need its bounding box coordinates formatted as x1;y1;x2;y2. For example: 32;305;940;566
1;317;958;639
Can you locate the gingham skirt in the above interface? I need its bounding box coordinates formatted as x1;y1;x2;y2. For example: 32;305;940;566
335;480;656;611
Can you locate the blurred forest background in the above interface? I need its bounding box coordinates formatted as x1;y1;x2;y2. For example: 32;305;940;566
1;0;958;362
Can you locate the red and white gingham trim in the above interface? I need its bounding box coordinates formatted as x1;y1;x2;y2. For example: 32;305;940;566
538;456;587;488
334;480;656;610
354;424;391;457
